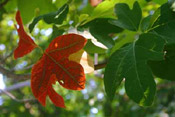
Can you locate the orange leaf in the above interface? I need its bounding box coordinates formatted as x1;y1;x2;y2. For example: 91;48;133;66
14;11;37;59
31;34;87;108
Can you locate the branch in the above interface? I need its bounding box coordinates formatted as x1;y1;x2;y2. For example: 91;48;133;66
0;48;15;66
157;82;175;90
0;80;30;95
0;55;107;81
0;50;14;65
0;89;35;103
94;53;107;70
0;80;30;94
0;80;34;103
94;62;107;70
0;0;9;9
0;61;106;81
0;65;30;80
13;64;33;71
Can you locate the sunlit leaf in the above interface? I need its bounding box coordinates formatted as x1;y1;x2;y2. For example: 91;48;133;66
31;34;87;107
17;0;56;24
69;49;94;74
14;11;37;59
29;4;69;32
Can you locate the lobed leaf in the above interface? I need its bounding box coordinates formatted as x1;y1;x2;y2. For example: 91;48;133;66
148;44;175;81
84;39;107;54
14;11;37;59
152;2;175;27
151;2;175;44
89;18;123;48
31;34;87;107
110;30;136;55
140;8;160;32
148;2;175;81
80;18;123;48
104;33;165;106
109;1;142;31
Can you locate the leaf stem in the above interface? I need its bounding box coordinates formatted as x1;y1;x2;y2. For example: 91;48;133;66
36;45;44;54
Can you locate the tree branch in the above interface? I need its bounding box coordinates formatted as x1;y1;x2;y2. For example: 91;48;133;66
94;62;107;70
13;64;33;71
0;80;30;94
0;65;30;80
0;89;35;103
0;60;106;80
0;50;14;65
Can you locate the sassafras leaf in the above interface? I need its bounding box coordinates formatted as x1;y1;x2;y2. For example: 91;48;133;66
31;34;87;107
14;11;37;59
104;33;165;106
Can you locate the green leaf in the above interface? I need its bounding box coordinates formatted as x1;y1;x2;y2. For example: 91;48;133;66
150;3;175;44
79;18;123;48
148;8;161;28
140;15;152;32
147;2;175;81
140;8;160;32
148;44;175;81
29;4;69;32
88;18;123;48
104;33;165;106
80;0;146;26
80;0;117;25
84;39;106;54
153;2;175;26
110;31;136;55
140;7;160;32
17;0;56;24
49;25;64;42
153;21;175;44
109;1;142;31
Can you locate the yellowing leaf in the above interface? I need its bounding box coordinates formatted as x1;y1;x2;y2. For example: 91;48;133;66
69;49;94;74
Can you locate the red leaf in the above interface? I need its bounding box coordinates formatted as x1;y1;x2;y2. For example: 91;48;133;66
14;11;37;59
31;34;87;107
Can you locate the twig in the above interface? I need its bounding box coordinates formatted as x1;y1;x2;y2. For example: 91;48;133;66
0;50;14;64
0;65;30;80
0;48;15;66
0;0;9;9
157;82;175;90
0;89;35;103
95;62;107;70
13;64;34;71
94;53;107;70
0;80;30;95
